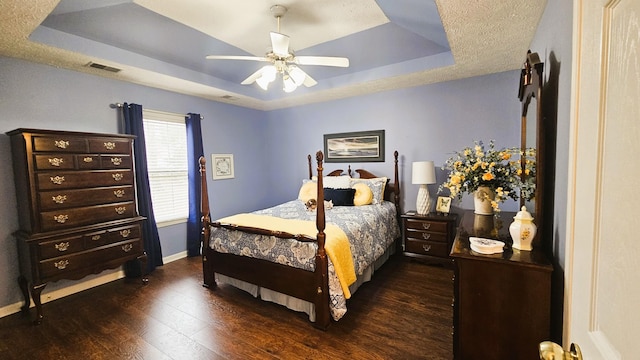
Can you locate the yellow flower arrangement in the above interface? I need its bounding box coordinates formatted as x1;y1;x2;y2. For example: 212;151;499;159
438;140;535;211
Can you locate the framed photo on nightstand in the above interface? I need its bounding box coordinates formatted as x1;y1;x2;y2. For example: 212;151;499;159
436;196;451;214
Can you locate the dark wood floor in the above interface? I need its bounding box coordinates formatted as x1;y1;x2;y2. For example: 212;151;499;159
0;255;454;360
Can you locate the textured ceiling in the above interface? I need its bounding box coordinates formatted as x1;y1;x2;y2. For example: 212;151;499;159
0;0;547;111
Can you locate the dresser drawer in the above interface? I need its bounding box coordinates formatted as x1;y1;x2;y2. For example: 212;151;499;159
34;154;76;170
38;186;135;210
88;138;131;154
36;170;134;190
100;155;132;169
404;218;448;233
77;155;101;169
39;201;136;231
405;238;449;257
32;136;88;153
38;235;84;260
38;239;142;279
84;224;141;248
405;228;448;242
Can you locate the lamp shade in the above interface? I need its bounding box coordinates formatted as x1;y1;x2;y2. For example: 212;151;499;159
412;161;436;185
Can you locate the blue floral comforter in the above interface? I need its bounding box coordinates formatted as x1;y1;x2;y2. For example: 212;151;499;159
208;200;400;320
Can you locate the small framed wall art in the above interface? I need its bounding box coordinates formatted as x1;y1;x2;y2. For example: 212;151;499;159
212;154;234;180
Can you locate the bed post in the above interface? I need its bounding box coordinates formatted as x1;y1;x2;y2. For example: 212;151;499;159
199;156;216;288
307;154;312;180
393;150;400;219
314;151;331;329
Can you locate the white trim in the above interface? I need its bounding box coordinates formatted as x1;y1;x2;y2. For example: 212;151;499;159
0;251;190;319
163;251;188;264
157;218;188;228
142;109;186;123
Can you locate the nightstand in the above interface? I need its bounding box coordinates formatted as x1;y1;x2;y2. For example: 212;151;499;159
401;212;458;266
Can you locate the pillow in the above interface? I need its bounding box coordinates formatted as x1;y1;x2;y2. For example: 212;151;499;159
322;175;351;189
323;188;356;206
352;182;373;206
350;177;388;204
298;181;317;202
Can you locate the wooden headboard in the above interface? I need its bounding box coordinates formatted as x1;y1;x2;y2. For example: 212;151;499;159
306;151;401;217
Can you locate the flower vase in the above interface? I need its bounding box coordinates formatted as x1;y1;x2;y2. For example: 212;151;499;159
474;186;495;215
509;206;537;250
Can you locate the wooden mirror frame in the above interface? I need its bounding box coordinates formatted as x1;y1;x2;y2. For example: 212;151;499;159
518;50;544;244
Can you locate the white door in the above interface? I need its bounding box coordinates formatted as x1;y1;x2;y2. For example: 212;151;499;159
565;0;640;358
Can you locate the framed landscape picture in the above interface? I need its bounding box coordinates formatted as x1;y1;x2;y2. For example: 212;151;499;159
323;130;385;163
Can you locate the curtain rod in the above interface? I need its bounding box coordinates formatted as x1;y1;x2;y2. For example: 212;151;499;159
110;103;203;120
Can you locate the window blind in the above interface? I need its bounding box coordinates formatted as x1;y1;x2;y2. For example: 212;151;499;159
142;114;189;225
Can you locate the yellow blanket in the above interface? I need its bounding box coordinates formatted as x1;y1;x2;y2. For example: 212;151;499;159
216;213;356;298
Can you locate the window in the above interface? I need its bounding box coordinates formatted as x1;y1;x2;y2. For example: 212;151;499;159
142;109;189;226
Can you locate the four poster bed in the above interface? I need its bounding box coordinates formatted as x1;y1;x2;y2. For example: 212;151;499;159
199;150;401;329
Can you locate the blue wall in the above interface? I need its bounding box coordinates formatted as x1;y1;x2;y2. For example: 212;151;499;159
264;70;523;213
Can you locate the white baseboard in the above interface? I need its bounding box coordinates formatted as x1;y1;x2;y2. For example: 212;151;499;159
0;251;190;319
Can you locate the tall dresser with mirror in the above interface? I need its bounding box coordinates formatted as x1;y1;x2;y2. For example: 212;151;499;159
7;128;147;324
450;51;554;359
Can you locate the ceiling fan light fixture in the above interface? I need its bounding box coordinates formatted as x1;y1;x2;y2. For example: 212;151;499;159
288;66;306;86
283;75;297;93
256;76;271;90
262;65;277;82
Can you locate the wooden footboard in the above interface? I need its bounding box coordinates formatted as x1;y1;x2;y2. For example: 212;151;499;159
199;152;331;329
198;150;400;330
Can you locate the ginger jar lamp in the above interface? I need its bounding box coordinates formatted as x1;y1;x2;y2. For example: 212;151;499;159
412;161;436;215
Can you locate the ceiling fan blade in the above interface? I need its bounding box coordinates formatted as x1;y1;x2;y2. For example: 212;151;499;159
206;55;268;62
302;73;318;87
240;67;265;85
270;32;290;57
294;56;349;68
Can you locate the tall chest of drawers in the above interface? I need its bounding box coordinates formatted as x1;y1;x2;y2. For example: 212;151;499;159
7;128;147;324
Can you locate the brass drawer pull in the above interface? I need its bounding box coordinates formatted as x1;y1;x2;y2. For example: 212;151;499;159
104;142;116;150
421;233;431;240
115;206;126;215
111;157;122;166
120;229;131;238
112;173;123;181
48;158;64;167
50;176;65;185
421;223;431;230
422;244;432;252
55;140;69;149
91;234;101;241
121;244;133;252
52;195;67;204
113;190;125;198
83;157;93;163
55;242;70;252
54;259;69;270
54;214;69;224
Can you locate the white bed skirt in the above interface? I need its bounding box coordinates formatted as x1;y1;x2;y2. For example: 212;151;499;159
215;244;396;322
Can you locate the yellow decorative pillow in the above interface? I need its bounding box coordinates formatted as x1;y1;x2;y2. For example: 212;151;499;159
353;182;373;206
298;181;317;202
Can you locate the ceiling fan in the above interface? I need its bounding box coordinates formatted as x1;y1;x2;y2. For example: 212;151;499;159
205;5;349;92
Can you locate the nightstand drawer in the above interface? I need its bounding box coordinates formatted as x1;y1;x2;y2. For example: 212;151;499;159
404;218;448;233
405;239;449;257
405;228;448;242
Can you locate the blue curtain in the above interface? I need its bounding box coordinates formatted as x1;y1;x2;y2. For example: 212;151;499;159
122;102;164;274
186;113;204;257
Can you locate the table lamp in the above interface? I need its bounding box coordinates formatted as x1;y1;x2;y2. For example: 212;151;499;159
412;161;436;215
